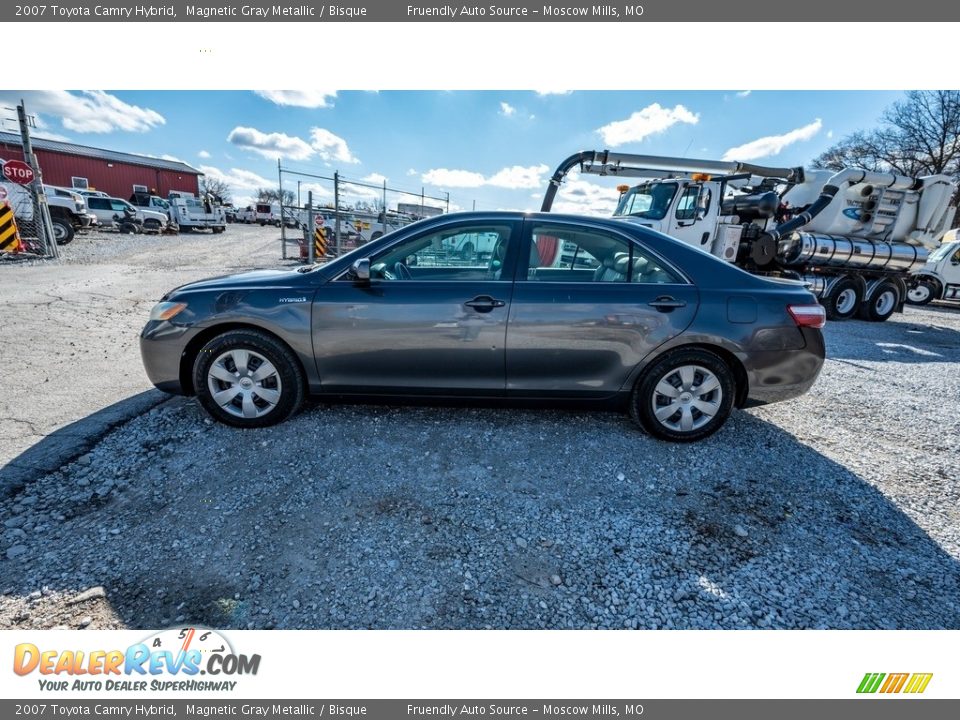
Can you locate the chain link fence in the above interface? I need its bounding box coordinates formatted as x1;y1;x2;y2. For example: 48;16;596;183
1;102;59;259
276;164;450;262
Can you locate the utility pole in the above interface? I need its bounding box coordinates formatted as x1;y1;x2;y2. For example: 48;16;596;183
334;171;341;256
18;101;58;258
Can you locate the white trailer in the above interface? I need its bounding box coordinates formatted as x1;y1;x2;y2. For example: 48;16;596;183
542;151;957;321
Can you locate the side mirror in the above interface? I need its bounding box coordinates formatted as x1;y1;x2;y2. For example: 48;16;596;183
695;189;711;221
352;258;371;283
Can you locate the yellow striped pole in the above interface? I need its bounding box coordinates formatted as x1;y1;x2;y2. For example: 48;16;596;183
0;202;25;254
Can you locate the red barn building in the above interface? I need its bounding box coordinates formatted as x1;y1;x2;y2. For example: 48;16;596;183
0;131;202;198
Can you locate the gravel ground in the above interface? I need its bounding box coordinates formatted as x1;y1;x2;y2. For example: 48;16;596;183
1;226;959;630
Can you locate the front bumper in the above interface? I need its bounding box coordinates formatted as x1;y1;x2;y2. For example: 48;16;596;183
139;321;199;395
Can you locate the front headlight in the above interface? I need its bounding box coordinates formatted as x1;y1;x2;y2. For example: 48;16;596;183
149;301;187;322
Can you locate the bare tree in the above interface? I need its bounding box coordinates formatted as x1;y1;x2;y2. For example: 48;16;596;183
255;187;296;206
814;91;960;178
199;176;232;204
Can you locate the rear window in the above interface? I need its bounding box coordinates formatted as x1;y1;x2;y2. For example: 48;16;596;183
256;204;272;213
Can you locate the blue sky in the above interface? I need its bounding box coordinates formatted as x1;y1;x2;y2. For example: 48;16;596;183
0;90;904;212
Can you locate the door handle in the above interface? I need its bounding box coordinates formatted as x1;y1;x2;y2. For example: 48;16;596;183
648;296;687;312
464;295;506;313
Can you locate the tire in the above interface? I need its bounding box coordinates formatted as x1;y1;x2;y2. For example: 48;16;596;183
906;278;939;306
370;231;383;242
821;277;862;321
193;330;305;428
459;242;475;259
51;218;75;245
857;280;899;322
212;226;225;234
630;348;735;442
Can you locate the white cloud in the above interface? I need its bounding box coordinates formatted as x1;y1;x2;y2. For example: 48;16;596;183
499;101;516;117
0;90;165;134
198;150;211;159
597;103;700;146
736;90;752;98
254;90;337;108
422;168;487;188
160;154;185;163
487;164;550;189
722;119;823;161
534;89;573;96
227;126;314;161
549;171;619;216
827;130;834;139
406;168;418;176
309;127;359;164
422;164;549;190
198;164;274;207
361;172;387;185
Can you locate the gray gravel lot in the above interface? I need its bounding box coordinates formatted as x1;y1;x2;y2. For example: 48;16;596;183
1;225;959;630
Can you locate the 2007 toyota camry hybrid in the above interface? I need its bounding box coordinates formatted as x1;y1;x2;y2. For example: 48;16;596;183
140;212;825;442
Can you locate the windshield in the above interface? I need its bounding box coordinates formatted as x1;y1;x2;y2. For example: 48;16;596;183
614;182;678;220
929;240;960;263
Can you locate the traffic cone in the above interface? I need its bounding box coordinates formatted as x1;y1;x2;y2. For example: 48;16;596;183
0;202;25;254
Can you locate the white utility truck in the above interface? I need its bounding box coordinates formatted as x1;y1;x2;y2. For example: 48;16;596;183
906;230;960;305
542;151;957;321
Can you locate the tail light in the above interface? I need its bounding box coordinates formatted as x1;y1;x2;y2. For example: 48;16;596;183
787;304;826;329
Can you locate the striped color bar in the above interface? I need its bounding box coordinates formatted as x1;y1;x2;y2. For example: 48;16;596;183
903;673;934;694
0;202;24;253
856;673;885;693
857;672;932;694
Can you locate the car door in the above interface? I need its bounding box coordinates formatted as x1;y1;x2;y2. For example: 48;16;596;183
312;218;520;395
505;219;700;398
86;197;111;224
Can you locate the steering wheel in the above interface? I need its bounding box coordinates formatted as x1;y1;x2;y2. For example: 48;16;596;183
393;261;412;280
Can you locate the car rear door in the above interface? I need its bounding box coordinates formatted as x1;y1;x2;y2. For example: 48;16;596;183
505;219;700;398
312;218;521;395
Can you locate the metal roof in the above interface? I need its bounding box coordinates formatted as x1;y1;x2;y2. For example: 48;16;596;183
0;131;202;175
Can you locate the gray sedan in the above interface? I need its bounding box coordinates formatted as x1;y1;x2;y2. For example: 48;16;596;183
140;212;825;441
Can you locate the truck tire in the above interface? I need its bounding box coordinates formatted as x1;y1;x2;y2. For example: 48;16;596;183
857;281;899;322
371;231;383;241
821;277;862;321
906;278;939;306
51;218;75;245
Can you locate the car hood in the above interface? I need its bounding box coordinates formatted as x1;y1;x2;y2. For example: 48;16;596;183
168;269;306;296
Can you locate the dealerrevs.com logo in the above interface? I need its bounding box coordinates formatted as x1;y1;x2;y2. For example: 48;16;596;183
857;672;933;695
13;627;260;692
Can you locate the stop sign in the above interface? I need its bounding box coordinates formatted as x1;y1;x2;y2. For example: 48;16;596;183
2;160;34;186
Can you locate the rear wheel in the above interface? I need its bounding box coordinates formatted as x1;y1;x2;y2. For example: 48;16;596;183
630;348;735;442
51;218;75;245
857;280;899;322
193;330;305;428
821;277;862;321
906;278;939;306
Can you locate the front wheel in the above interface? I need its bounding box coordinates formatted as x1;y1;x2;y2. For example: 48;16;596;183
193;330;305;428
906;279;939;306
630;348;735;442
51;218;75;245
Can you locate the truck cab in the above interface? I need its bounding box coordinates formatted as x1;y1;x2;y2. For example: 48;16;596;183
907;236;960;304
614;178;722;252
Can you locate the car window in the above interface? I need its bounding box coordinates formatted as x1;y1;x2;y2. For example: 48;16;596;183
675;186;699;221
88;198;108;210
110;201;129;212
366;224;514;281
526;224;682;284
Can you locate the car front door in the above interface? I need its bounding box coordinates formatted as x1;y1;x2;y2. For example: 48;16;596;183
505;219;699;398
312;219;520;395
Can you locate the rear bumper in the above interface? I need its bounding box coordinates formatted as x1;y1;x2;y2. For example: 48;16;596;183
742;327;825;407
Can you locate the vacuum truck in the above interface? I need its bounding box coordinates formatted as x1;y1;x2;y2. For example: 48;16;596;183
541;151;957;321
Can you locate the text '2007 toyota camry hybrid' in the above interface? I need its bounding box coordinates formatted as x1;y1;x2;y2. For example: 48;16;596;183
140;212;826;442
